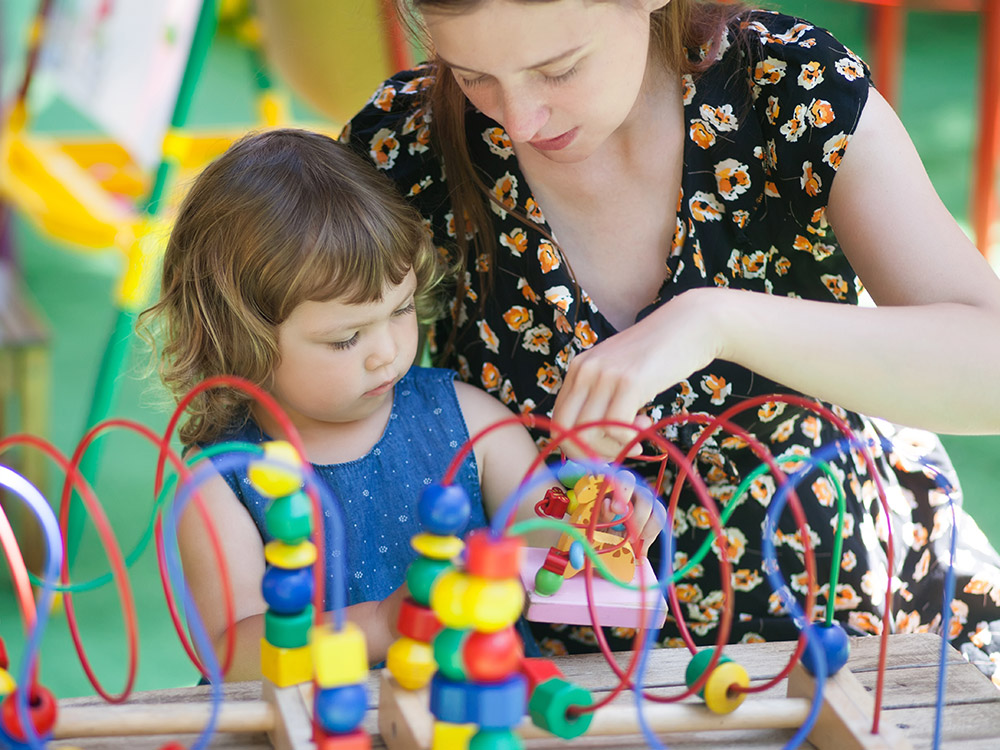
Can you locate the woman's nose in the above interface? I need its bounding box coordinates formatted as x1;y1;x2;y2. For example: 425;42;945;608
500;88;548;143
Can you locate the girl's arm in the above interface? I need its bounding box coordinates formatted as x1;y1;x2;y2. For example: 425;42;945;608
552;88;1000;456
178;461;406;681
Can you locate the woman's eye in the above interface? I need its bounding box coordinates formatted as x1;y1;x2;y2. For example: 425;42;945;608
459;74;487;88
330;333;359;351
546;65;579;84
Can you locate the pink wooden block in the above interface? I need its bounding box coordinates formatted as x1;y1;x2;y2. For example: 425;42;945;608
519;546;668;629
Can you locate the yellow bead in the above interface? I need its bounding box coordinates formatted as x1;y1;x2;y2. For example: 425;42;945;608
312;622;368;689
431;571;523;633
430;570;474;630
565;489;578;515
411;533;465;561
248;441;304;498
386;636;437;690
431;721;476;749
703;660;749;714
0;669;15;697
265;540;317;569
260;639;312;687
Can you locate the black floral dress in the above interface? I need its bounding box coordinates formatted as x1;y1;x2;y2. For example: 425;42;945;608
344;11;1000;682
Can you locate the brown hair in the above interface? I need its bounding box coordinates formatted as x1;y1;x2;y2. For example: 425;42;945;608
139;128;442;445
395;0;750;356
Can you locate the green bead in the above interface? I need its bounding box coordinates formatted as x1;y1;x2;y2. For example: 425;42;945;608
265;605;314;649
406;556;452;606
557;461;586;489
533;567;563;597
685;649;731;698
469;729;524;750
527;678;593;739
264;490;314;543
433;627;468;681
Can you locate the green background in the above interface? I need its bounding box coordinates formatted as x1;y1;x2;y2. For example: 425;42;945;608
1;0;997;698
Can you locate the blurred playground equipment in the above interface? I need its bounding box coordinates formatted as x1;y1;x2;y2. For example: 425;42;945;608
0;0;412;565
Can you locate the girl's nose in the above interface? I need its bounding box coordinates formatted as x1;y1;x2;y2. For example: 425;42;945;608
366;327;399;371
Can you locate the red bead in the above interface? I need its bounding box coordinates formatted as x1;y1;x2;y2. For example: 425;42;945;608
314;728;372;750
542;548;569;576
465;530;523;579
539;487;570;518
0;686;57;741
519;658;565;694
397;597;443;643
463;627;523;682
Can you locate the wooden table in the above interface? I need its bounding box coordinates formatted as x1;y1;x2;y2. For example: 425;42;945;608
54;633;1000;749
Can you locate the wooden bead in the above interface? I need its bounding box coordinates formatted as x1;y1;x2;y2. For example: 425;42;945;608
557;461;586;489
314;728;371;750
397;597;443;644
418;483;472;536
261;564;314;614
406;556;452;607
703;660;750;714
431;572;524;633
465;530;523;579
265;606;314;649
533;567;563;597
568;541;585;570
463;627;523;683
264;540;317;569
469;729;523;750
0;686;57;742
411;533;464;561
387;636;436;691
312;622;368;689
526;677;593;739
800;622;851;677
430;673;526;730
432;628;469;681
519;658;564;694
248;441;303;498
260;639;312;687
431;721;476;750
264;490;314;544
0;670;14;698
538;486;570;519
685;649;729;698
314;683;367;734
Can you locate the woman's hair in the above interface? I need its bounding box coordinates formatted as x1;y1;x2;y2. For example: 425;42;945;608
395;0;750;358
140;128;442;445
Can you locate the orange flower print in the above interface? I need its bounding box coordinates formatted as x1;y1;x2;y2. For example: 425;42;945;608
848;611;882;635
407;176;433;197
445;210;475;240
400;74;434;94
477;320;500;353
689;119;717;149
775;22;813;45
481;362;500;391
780;104;808;142
768;591;789;616
715;158;751;201
536;364;563;394
963;572;1000;605
539;638;568;657
674;551;703;579
835;56;865;81
770;416;799;443
733;568;762;591
501;228;528;257
456;354;471;381
491;172;518;218
499;379;516;405
801;415;822;445
538;240;561;273
409;124;431;155
750;475;775;506
681;74;696;104
811;476;836;508
911;523;929;549
502;305;533;332
544;285;573;314
475;253;490;272
369;127;400;170
675;583;703;603
840;550;857;572
517;277;540;302
811;242;835;261
700;373;732;405
822;132;850;170
690;191;725;222
765;180;781;198
797;60;825;90
714;272;730;288
522;325;552;355
757;400;786;422
833;584;862;611
525;197;545;223
553;311;572;334
753;56;788;86
688;505;712;530
574;320;598;349
372;84;396;111
732;210;750;229
740;632;766;644
775;256;791;276
700;103;739;132
765;95;780;125
555;343;574;371
740;250;767;278
948;600;969;640
482;126;513;159
801;161;822;197
821;273;849;300
808;98;835;128
793;235;813;253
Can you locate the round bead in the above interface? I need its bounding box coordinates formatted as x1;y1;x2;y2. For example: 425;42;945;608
0;670;14;697
463;627;523;683
565;490;578;515
527;677;593;739
685;649;729;698
418;484;471;536
469;729;524;750
264;490;314;544
431;572;524;633
261;565;315;613
568;541;585;571
265;606;314;649
533;567;563;597
312;622;369;689
557;461;586;489
432;627;468;681
247;441;303;498
0;686;57;741
264;540;317;569
406;556;452;607
466;530;523;579
703;660;750;714
801;622;851;677
386;636;436;691
411;533;465;561
397;597;443;644
314;683;367;734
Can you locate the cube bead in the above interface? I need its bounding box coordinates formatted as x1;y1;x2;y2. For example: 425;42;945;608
260;639;312;687
312;622;368;689
465;530;523;579
431;721;476;750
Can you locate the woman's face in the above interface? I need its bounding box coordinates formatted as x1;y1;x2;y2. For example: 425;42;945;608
424;0;667;163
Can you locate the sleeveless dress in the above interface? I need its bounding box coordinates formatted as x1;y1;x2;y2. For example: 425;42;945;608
206;367;487;607
344;11;1000;682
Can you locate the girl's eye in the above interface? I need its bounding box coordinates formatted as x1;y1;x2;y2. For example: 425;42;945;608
393;302;417;317
330;333;359;351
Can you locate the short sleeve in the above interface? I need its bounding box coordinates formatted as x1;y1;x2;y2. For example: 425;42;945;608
744;13;871;225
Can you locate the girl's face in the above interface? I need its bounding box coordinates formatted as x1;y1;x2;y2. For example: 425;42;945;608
267;270;420;432
424;0;667;162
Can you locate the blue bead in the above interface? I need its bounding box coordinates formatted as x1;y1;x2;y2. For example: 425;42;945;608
568;541;585;570
470;674;527;730
429;673;474;724
261;565;314;614
417;484;471;536
314;683;367;733
557;461;586;489
800;622;851;677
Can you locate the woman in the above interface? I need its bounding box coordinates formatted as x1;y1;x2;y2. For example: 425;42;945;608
344;0;1000;678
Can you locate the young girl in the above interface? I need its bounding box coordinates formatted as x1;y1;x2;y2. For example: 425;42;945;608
141;128;559;680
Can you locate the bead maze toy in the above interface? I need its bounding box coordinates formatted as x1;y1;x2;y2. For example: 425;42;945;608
0;375;968;749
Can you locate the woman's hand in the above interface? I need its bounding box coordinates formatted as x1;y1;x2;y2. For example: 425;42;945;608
552;288;724;460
